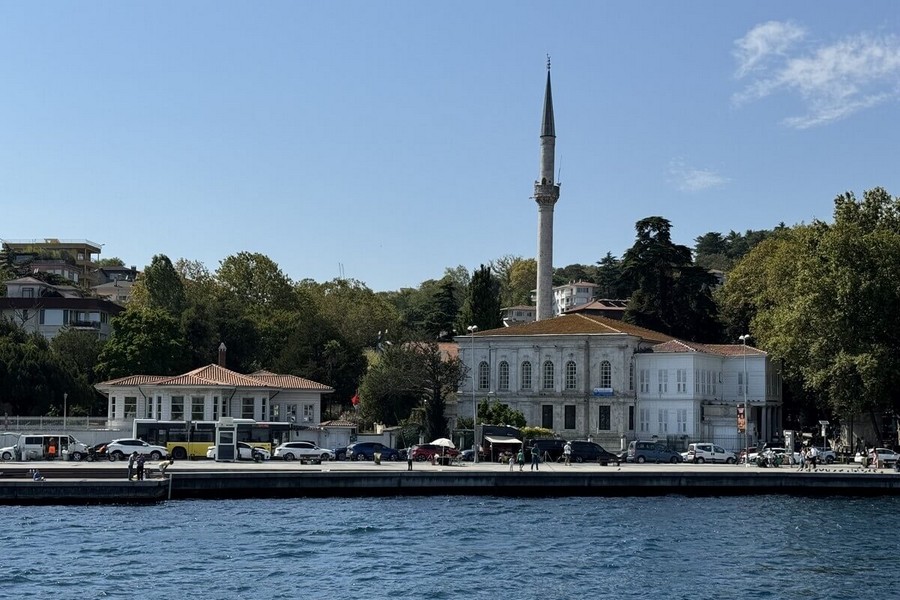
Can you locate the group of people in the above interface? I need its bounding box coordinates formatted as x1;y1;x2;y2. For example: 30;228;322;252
127;452;175;480
797;445;820;471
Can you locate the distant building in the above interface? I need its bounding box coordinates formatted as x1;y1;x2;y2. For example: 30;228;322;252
0;276;124;340
1;238;103;286
530;281;600;317
500;305;537;325
562;298;628;320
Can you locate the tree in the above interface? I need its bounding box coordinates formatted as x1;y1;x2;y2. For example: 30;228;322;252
422;278;459;341
507;258;537;306
416;342;465;441
457;264;503;332
97;257;125;267
133;254;186;316
621;217;721;341
95;308;188;380
216;252;296;314
477;398;526;428
305;278;398;351
595;252;628;299
722;188;900;429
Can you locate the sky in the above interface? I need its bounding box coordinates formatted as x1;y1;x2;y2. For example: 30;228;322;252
2;2;899;292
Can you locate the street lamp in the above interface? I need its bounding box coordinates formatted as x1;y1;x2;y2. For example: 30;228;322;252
739;334;750;468
63;393;68;430
467;324;478;464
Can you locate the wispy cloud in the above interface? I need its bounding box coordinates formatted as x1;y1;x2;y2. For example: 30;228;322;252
733;23;900;128
668;159;729;193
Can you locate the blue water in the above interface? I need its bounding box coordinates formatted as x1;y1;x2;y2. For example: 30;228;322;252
2;495;897;599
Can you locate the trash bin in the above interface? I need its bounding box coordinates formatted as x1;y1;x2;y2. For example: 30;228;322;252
62;450;70;461
374;452;382;465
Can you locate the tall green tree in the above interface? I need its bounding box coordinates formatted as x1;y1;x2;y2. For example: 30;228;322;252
621;216;720;341
95;308;188;379
595;252;629;299
422;278;459;341
136;254;187;316
216;252;296;314
457;264;503;332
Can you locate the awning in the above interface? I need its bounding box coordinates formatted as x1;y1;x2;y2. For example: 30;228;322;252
484;436;523;445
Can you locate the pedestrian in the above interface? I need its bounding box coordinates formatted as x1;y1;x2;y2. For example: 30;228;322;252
127;452;137;481
871;448;880;469
808;445;818;471
136;454;146;481
407;448;413;471
158;457;173;478
531;447;540;471
508;454;515;471
798;446;808;471
564;441;572;466
517;448;525;471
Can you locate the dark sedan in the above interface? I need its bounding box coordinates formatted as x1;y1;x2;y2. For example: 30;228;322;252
347;442;400;461
570;440;621;465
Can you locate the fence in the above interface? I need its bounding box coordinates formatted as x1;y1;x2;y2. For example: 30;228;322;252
1;416;111;432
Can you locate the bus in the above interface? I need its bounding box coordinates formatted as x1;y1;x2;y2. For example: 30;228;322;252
133;419;296;459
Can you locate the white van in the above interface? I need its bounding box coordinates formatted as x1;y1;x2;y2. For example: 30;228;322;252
17;434;90;461
685;443;736;464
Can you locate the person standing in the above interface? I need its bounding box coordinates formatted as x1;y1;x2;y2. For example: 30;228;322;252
407;448;413;471
564;441;572;466
808;445;818;471
517;449;525;471
127;452;137;481
798;446;808;471
136;454;146;481
530;447;540;471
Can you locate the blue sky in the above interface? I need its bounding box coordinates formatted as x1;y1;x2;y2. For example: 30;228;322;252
2;2;899;292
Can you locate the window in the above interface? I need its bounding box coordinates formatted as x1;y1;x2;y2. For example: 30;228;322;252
565;361;577;390
110;397;117;419
599;405;611;431
191;396;205;421
600;360;611;389
628;405;635;430
213;396;220;420
639;408;650;432
541;404;553;429
22;287;34;298
155;396;162;420
303;404;315;422
542;361;555;390
677;409;687;433
270;403;280;420
695;369;700;393
629;362;634;391
564;405;576;429
639;369;649;393
124;396;137;419
498;361;510;391
242;397;255;419
478;361;490;390
657;409;669;433
171;396;184;420
658;370;668;393
738;372;747;396
521;361;532;390
145;398;152;418
677;369;687;393
701;370;707;395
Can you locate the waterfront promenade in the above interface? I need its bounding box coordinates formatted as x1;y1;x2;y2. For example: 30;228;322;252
2;458;899;503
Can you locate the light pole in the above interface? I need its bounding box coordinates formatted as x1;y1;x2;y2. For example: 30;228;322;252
739;334;750;468
63;393;68;430
467;324;478;464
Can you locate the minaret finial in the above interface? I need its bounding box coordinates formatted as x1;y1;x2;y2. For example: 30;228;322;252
546;54;551;71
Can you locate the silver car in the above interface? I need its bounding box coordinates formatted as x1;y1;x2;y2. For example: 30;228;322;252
274;441;334;462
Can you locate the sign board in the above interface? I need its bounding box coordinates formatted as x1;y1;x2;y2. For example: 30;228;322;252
592;387;614;397
737;406;746;433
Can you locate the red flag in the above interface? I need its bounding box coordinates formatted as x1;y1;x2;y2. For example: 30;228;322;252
351;393;360;406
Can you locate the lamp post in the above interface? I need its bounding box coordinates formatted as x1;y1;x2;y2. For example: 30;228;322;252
467;324;478;464
63;393;68;430
739;334;750;468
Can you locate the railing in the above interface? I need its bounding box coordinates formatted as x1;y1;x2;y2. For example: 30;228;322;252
1;416;111;432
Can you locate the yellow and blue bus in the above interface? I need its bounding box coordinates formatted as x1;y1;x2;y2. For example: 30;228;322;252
133;419;296;459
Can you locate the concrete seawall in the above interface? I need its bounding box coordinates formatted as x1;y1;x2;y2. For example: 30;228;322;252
2;461;899;504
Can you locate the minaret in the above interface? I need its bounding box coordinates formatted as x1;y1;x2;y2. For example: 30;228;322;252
534;57;560;321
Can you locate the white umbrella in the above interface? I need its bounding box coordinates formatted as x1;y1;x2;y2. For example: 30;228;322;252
430;438;455;448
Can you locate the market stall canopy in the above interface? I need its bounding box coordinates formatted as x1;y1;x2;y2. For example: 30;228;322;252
484;436;523;445
430;438;455;448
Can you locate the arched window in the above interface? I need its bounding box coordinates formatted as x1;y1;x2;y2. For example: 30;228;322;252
542;360;555;390
498;361;510;391
478;361;490;390
521;361;532;390
565;361;577;389
600;360;612;389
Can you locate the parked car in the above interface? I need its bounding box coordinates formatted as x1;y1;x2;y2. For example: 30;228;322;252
411;444;460;461
332;446;348;461
747;447;800;465
274;441;334;462
347;442;400;461
460;448;475;462
627;441;683;464
854;448;900;466
0;445;15;461
526;439;566;462
569;440;620;465
812;446;837;464
106;439;168;461
685;443;736;464
206;442;270;461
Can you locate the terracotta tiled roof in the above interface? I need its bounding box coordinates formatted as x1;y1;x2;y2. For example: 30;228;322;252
101;374;170;386
651;340;767;357
468;313;670;344
183;364;268;387
437;342;458;360
320;420;357;427
249;372;333;392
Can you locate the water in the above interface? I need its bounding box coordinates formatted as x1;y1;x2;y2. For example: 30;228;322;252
2;495;897;599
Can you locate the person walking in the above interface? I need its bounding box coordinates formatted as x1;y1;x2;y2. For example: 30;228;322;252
517;449;525;471
564;441;572;466
509;454;515;471
136;454;146;481
798;446;808;471
127;452;137;481
808;445;818;471
530;447;540;471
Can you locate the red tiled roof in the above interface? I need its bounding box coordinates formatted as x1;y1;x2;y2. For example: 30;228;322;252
249;372;333;391
101;374;170;386
651;340;767;357
319;420;357;427
98;363;332;391
468;313;670;344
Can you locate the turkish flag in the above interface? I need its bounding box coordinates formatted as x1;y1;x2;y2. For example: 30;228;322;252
351;393;360;406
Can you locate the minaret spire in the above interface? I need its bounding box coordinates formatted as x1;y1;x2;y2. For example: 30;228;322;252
534;57;560;321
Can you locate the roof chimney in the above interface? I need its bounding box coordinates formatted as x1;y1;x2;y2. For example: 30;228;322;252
218;342;227;367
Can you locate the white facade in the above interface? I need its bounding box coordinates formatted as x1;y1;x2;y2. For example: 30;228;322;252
457;316;782;452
